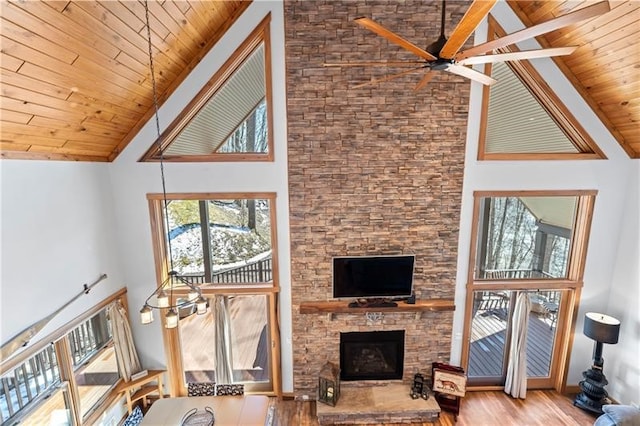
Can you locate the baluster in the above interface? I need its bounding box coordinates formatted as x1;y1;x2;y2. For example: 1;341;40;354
82;322;90;354
79;323;88;358
47;346;60;382
37;352;49;388
29;358;41;395
72;328;81;363
88;318;97;350
21;364;33;402
83;321;89;355
83;321;91;355
13;370;24;409
68;331;76;363
2;377;15;417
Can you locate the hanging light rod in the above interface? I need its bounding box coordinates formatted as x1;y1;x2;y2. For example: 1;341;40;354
139;0;210;329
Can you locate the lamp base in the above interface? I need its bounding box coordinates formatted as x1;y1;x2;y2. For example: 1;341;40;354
574;366;609;415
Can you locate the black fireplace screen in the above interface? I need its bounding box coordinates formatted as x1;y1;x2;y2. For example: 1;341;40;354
340;330;405;381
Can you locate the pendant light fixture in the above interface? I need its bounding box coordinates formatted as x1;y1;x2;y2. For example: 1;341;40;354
139;0;208;328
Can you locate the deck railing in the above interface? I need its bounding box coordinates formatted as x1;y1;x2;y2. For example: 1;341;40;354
68;310;111;366
481;269;556;279
0;345;60;423
177;256;273;285
473;288;560;319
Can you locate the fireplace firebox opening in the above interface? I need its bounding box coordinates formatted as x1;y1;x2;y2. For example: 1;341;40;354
340;330;405;381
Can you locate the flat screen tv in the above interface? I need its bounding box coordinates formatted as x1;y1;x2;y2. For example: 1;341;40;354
332;255;415;299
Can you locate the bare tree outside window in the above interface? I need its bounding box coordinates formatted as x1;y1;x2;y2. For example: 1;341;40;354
218;101;268;154
476;196;575;280
165;198;273;284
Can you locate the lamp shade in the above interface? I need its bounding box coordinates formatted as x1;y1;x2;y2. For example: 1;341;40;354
156;290;169;308
584;312;620;344
196;296;207;315
140;305;154;324
165;309;179;329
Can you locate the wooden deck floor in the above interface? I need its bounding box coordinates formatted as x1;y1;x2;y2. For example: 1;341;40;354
469;310;555;379
180;295;269;383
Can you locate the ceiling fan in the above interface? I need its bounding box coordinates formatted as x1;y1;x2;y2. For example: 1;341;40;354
325;0;610;89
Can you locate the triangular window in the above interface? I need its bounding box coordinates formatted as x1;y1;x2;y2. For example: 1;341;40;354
478;15;605;160
141;15;273;162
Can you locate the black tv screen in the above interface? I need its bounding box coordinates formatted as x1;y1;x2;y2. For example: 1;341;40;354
332;255;415;298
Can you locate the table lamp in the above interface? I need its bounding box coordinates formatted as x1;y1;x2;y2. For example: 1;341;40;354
574;312;620;414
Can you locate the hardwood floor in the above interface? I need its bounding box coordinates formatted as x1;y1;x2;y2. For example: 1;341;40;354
271;390;599;425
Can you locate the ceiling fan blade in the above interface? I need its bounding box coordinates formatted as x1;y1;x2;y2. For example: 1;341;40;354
458;46;578;65
456;1;610;61
445;64;497;86
324;61;426;68
414;71;435;91
440;0;498;59
354;17;437;61
352;67;426;89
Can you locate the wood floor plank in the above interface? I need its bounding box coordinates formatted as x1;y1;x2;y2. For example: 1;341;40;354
270;390;598;426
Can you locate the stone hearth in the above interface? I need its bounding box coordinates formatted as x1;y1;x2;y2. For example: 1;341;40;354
316;384;440;425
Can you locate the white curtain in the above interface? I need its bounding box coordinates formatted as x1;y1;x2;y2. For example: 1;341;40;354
213;295;234;384
504;291;531;398
108;301;142;381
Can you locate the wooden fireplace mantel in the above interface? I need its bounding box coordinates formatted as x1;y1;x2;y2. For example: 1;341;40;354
299;299;455;314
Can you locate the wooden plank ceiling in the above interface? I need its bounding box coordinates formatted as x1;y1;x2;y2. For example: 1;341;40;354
0;0;638;161
0;0;250;161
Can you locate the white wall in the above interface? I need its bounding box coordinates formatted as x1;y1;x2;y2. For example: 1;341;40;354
0;160;124;359
604;162;640;405
108;1;294;392
450;1;638;404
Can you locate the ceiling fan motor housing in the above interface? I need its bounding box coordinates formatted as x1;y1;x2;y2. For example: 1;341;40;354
426;34;448;58
430;59;453;71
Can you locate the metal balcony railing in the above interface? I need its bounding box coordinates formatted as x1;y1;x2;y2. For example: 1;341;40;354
481;269;555;279
0;346;60;424
69;310;111;367
177;256;273;285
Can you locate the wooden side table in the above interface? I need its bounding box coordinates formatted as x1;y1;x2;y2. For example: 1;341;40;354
115;369;165;414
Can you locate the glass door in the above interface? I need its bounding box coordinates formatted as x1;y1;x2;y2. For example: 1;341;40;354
467;290;562;387
178;294;273;392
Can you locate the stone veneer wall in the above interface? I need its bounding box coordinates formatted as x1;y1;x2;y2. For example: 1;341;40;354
284;0;471;396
